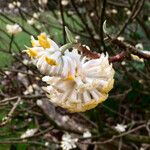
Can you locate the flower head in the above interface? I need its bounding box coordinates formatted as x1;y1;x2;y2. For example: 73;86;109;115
25;33;80;78
13;1;21;7
42;53;114;112
8;3;15;9
60;133;78;150
61;0;69;6
20;128;38;139
83;131;92;138
33;13;40;19
24;33;115;112
135;43;143;50
114;124;127;133
38;0;48;5
27;18;35;25
6;24;22;35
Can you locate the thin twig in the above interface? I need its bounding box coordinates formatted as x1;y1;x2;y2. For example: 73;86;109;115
0;97;21;127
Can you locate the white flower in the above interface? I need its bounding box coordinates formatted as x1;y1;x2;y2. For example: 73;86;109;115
45;142;49;147
5;71;11;75
75;35;80;40
27;18;35;25
23;85;34;95
16;1;21;7
83;131;92;138
23;83;40;95
62;115;69;123
126;10;131;16
33;13;40;19
28;118;32;122
8;3;15;9
6;24;22;35
114;124;127;133
90;12;95;17
121;61;126;65
13;1;21;7
61;0;69;6
60;133;78;150
38;0;48;5
8;1;21;9
111;9;118;14
124;8;131;16
21;128;38;139
36;99;43;106
23;59;30;65
135;43;143;50
117;36;125;41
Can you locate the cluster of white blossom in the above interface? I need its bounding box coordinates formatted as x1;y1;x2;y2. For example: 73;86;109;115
6;24;22;35
8;1;21;10
61;0;69;6
114;124;127;133
61;133;78;150
60;130;92;150
27;12;41;25
38;0;48;6
20;128;38;139
25;32;115;112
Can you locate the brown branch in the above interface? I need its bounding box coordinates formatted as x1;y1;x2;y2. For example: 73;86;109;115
75;44;100;59
80;124;150;144
0;97;21;127
131;0;145;20
111;38;150;60
136;17;150;40
109;51;127;62
0;95;46;104
76;38;150;62
75;43;127;62
107;0;130;7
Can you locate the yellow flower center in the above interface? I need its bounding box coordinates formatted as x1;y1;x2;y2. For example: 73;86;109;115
66;74;74;81
38;33;51;49
45;56;57;66
25;48;38;58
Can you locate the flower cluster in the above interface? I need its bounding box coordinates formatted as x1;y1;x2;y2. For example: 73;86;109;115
38;0;48;5
6;24;22;35
8;1;21;10
20;128;38;139
61;133;78;150
25;32;115;112
114;124;127;133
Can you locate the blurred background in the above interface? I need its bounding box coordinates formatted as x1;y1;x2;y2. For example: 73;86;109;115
0;0;150;150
